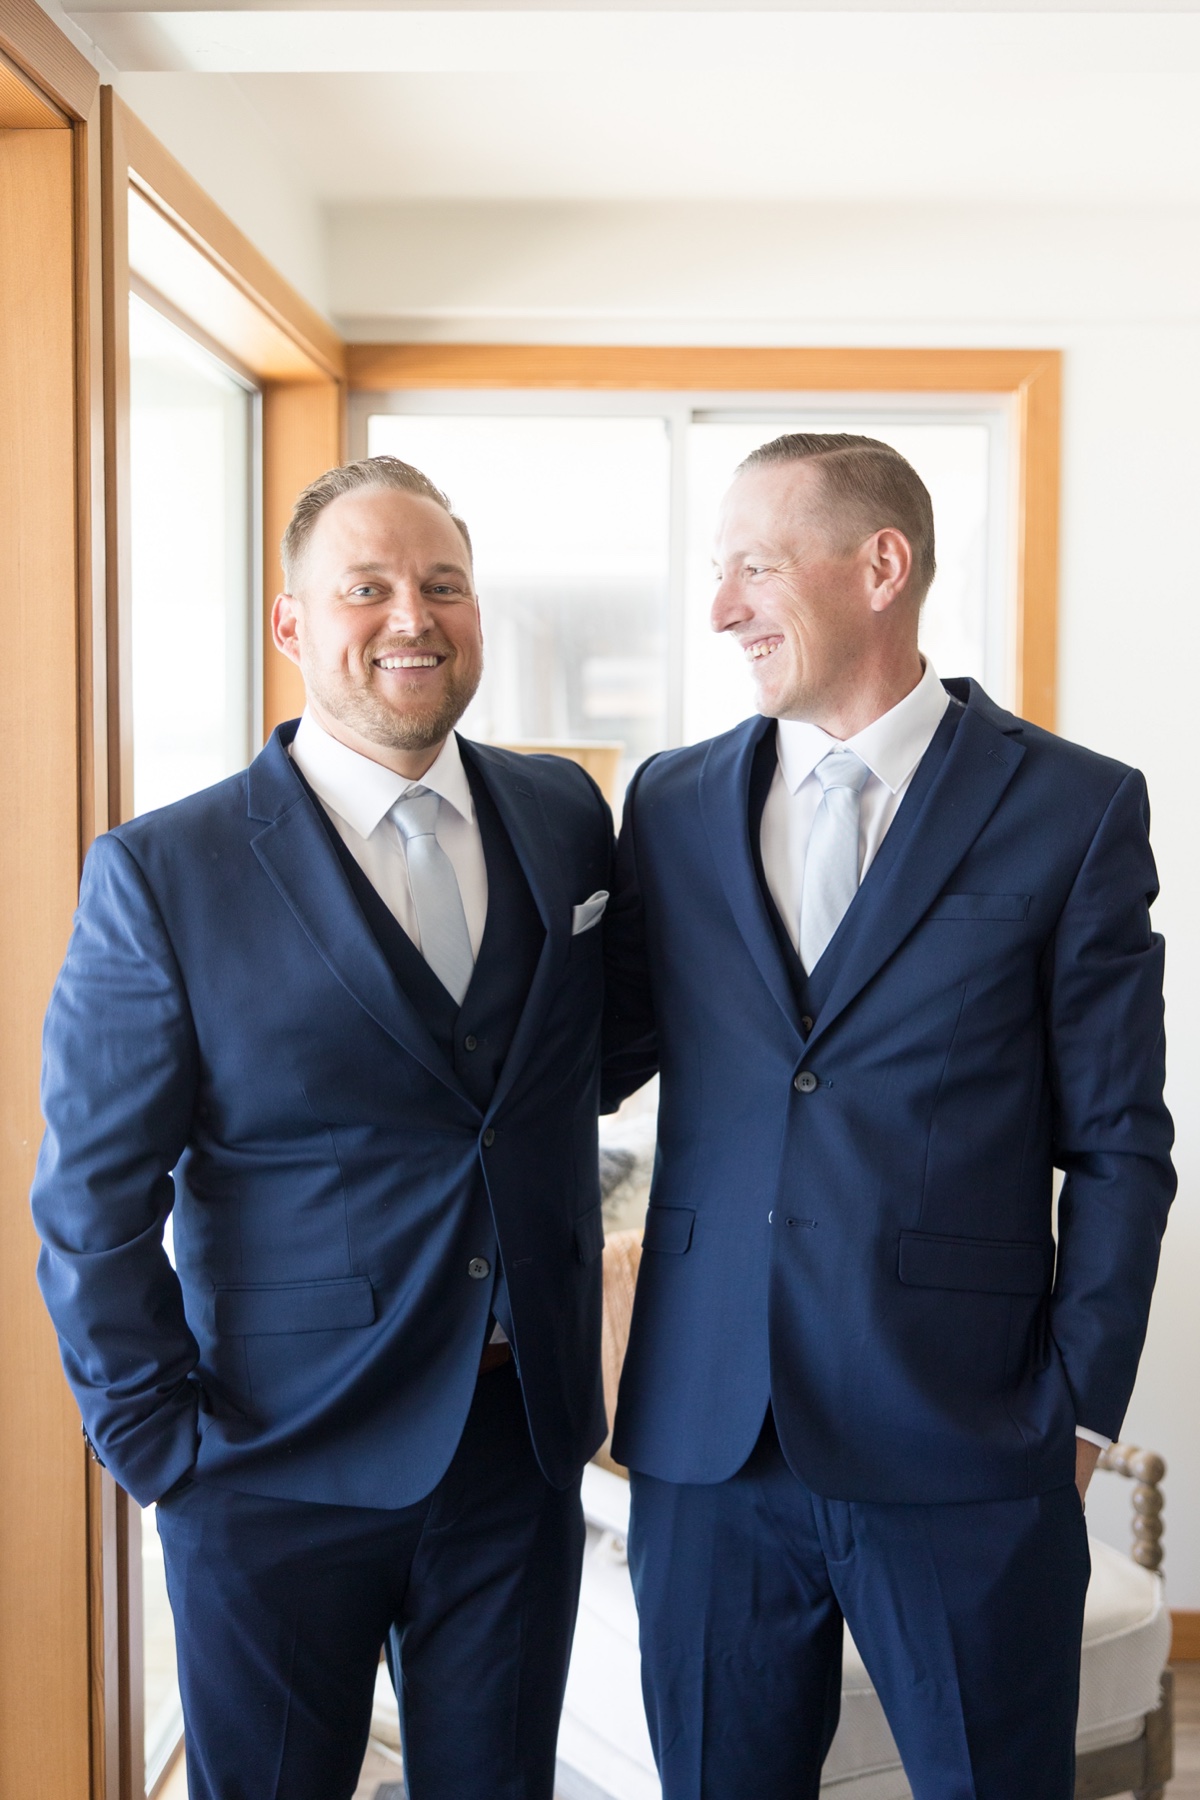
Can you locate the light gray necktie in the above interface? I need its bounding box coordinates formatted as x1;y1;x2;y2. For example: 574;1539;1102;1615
799;749;871;974
390;787;475;1004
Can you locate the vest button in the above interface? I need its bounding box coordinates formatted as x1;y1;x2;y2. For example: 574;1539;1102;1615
800;1015;814;1034
463;1034;478;1052
468;1257;491;1280
482;1128;495;1147
793;1071;818;1094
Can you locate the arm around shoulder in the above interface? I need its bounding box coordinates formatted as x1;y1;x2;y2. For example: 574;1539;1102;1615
601;757;660;1112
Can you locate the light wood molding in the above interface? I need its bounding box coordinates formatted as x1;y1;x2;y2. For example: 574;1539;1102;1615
118;98;343;383
0;0;98;120
129;188;323;383
101;87;134;827
106;89;346;753
0;122;92;1800
349;343;1061;731
1;46;67;127
262;381;344;735
346;342;1056;396
1172;1610;1200;1662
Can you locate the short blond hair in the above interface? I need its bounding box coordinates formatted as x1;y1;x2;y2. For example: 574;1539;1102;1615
739;433;936;601
281;455;472;589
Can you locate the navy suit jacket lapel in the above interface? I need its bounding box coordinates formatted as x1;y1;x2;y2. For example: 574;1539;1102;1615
247;726;471;1102
806;683;1027;1045
699;715;804;1042
457;739;571;1119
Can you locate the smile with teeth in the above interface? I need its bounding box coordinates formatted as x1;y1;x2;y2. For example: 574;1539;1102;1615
375;654;443;670
745;637;783;661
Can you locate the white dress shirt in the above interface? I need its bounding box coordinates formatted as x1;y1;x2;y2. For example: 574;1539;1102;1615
760;657;950;958
291;712;510;1343
290;711;489;959
758;663;1107;1452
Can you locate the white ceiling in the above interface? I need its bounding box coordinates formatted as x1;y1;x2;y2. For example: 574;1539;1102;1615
67;4;1200;208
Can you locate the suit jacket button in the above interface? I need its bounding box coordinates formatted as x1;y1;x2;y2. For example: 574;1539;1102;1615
800;1015;814;1034
468;1257;491;1280
482;1128;495;1146
464;1034;478;1052
793;1071;818;1094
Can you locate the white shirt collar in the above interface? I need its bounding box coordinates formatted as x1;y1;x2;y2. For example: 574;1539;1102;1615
776;660;951;797
290;711;476;842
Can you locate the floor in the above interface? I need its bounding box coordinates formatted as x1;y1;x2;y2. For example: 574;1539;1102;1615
157;1662;1200;1799
1172;1662;1200;1797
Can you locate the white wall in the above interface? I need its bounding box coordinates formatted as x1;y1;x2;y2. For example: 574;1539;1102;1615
33;1;330;315
334;198;1200;1605
115;73;330;315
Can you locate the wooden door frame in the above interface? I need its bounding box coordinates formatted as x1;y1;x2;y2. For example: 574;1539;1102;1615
0;8;111;1800
347;343;1061;730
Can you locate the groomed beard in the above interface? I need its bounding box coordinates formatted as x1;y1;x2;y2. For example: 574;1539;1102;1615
306;649;483;754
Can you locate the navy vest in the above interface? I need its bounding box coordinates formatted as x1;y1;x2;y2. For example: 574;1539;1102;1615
303;746;545;1111
749;698;965;1018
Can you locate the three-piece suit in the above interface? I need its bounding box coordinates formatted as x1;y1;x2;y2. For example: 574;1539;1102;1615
33;721;613;1800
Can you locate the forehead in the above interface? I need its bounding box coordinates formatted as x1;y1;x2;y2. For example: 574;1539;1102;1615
715;460;829;552
307;486;469;571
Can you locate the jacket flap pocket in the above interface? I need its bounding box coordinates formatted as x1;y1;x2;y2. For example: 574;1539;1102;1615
926;892;1031;922
642;1205;696;1256
898;1231;1046;1296
215;1276;376;1335
574;1203;605;1265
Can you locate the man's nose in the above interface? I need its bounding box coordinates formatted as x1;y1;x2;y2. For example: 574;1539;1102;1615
711;575;751;636
386;583;433;635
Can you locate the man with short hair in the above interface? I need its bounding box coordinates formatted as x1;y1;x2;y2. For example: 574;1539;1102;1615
33;456;613;1800
604;434;1174;1799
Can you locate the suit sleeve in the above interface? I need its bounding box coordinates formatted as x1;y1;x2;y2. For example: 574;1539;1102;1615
601;759;660;1112
1046;768;1175;1441
31;832;202;1505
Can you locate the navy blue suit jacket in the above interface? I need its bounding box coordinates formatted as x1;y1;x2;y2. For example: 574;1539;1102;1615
33;726;612;1508
604;681;1175;1504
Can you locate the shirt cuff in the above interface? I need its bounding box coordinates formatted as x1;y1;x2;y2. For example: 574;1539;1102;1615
1075;1426;1112;1450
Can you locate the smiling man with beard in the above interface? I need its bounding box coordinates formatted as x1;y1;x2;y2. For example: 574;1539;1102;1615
32;457;613;1800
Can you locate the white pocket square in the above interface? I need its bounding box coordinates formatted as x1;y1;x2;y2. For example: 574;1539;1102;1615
571;891;609;935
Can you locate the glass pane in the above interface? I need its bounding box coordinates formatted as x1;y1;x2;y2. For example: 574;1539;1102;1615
365;414;671;793
129;294;254;816
142;1508;184;1789
128;295;257;1787
684;416;1000;745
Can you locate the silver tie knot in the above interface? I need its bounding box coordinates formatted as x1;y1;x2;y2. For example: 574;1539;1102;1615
390;785;441;841
814;748;871;796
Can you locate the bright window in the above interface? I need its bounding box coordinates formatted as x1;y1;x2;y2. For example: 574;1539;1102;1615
366;412;671;793
129;294;258;817
361;392;1011;779
128;292;261;1791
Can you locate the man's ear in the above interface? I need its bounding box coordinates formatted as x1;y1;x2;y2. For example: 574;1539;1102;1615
867;528;914;614
272;593;302;666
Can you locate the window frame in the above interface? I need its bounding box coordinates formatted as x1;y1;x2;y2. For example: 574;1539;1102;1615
353;387;1016;751
348;345;1060;732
